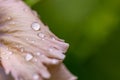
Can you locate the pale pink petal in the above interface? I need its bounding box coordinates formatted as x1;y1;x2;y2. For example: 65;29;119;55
0;0;77;80
48;64;77;80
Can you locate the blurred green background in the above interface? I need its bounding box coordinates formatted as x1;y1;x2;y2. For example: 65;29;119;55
27;0;120;80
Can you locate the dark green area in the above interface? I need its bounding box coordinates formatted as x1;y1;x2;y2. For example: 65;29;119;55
31;0;120;80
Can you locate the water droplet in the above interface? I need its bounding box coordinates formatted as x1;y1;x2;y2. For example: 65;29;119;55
36;52;41;56
9;21;15;25
33;74;39;80
7;16;12;20
51;37;56;41
38;33;45;38
20;48;24;52
25;53;33;61
8;51;12;55
26;38;29;41
49;48;54;52
34;58;38;62
31;40;35;43
52;59;59;64
31;22;41;31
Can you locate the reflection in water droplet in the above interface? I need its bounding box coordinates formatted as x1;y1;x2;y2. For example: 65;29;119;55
25;53;33;61
31;22;41;31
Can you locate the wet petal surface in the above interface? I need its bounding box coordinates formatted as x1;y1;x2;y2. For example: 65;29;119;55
0;0;76;80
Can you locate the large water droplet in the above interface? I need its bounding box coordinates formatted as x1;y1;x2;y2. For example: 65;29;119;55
25;53;33;61
31;22;41;31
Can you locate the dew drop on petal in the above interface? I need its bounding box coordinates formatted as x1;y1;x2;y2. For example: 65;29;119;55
8;51;12;55
7;16;12;20
33;74;39;80
51;37;56;41
31;22;41;31
36;52;41;56
48;47;54;52
31;40;35;43
26;38;29;41
52;59;59;64
20;48;24;52
34;58;38;62
25;53;33;61
9;21;15;25
38;33;45;38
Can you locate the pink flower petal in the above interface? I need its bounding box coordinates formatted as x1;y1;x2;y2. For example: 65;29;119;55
0;0;77;80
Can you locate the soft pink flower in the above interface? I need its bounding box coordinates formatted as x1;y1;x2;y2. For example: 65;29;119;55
0;0;77;80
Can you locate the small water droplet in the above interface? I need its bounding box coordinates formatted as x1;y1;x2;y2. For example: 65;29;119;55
51;37;56;41
20;48;24;52
8;51;12;55
36;52;41;56
49;48;54;52
34;58;38;62
7;16;12;20
31;40;35;43
31;22;41;31
25;53;33;61
25;38;29;41
38;33;45;38
52;59;59;64
9;21;15;25
33;74;39;80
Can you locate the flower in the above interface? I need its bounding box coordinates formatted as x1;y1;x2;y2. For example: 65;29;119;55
0;0;77;80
